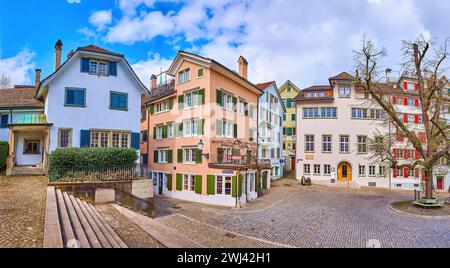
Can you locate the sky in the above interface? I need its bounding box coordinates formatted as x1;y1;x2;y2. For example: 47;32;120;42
1;0;450;89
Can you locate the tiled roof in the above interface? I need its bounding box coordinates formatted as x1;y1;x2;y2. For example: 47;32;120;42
329;72;356;81
0;86;44;109
302;85;332;91
255;81;275;90
78;45;124;57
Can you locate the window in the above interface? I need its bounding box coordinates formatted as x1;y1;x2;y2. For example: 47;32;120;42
304;164;311;174
157;150;169;164
398;167;404;178
110;92;128;110
183;148;197;163
216;175;232;195
287;86;292;92
359;165;366;176
182;174;196;192
322;135;332;152
303;107;337;119
57;129;72;148
407;98;415;106
378;166;386;176
352;108;383;120
24;140;40;154
155;125;164;140
100;132;109;147
197;68;204;78
217;119;234;138
184;90;202;109
369;166;376;176
223;92;233;111
100;131;129;148
314;164;321;175
324;165;331;175
305;135;314;152
98;62;107;76
183;119;199;137
408;114;415;123
397;149;404;159
357;136;367;154
178;68;190;84
167;123;174;138
338;85;351;98
155;100;170;113
141;130;148;143
141;154;148;165
90;132;99;147
0;114;9;128
340;135;349;153
65;88;86;107
238;99;246;116
89;60;98;74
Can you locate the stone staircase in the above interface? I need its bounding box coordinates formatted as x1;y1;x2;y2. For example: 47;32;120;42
43;187;128;248
10;166;45;176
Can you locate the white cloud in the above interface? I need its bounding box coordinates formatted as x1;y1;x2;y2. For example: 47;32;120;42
89;10;113;31
131;52;173;87
67;0;81;4
0;48;36;86
99;0;450;86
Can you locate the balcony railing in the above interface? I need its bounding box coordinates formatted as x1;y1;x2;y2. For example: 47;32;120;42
149;79;176;102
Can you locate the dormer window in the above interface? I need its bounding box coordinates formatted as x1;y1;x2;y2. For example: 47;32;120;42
81;58;117;76
89;60;108;76
338;85;351;98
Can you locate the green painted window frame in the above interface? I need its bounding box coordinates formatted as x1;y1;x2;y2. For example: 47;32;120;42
64;87;87;107
109;91;128;111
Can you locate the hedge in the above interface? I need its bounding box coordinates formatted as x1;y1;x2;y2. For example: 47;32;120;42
49;147;138;170
0;141;8;170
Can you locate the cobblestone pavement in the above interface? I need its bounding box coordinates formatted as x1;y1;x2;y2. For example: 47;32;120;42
0;176;47;248
156;179;450;248
97;204;165;248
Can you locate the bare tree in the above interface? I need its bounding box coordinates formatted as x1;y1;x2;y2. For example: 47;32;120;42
0;74;12;89
354;34;449;200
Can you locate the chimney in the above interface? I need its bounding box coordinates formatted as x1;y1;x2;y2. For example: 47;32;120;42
151;74;157;90
385;68;392;82
238;56;248;79
67;49;75;59
35;69;41;88
55;39;63;71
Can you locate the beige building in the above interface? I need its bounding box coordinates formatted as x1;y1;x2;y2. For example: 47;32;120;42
294;71;436;190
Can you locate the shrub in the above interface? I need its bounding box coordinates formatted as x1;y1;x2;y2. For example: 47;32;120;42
0;141;8;170
48;147;138;180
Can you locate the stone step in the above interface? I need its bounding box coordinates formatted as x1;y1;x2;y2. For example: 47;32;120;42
62;191;91;248
80;200;120;248
11;167;44;176
74;198;112;248
43;187;63;248
87;202;128;248
68;194;102;248
55;189;77;248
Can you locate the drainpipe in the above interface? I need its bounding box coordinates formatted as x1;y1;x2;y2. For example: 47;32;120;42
236;171;241;208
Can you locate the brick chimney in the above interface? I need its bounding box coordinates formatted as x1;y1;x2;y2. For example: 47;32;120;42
151;74;157;90
35;69;41;88
55;39;63;71
238;56;248;79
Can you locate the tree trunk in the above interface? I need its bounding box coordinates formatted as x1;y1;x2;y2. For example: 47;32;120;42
424;168;434;200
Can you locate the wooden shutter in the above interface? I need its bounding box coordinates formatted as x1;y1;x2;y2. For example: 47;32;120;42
199;89;205;105
216;119;223;136
149;104;154;115
231;176;237;198
414;99;419;107
131;132;140;149
178;95;184;109
207;175;215;195
217;148;223;163
153;127;156;140
232;97;237;112
177;149;183;163
176;173;182;191
404;149;409;159
244;102;249;116
403;82;408;90
168;98;173;109
403;114;408;123
393;168;397;178
195;149;202;164
414;115;419;124
404;167;409;178
80;58;90;73
167;174;173;191
392;96;397;104
108;62;117;76
80;130;91;147
195;175;202;194
414;149;420;160
233;124;238;138
216;89;223;106
168;150;173;163
403;98;408;106
393;149;398;159
153;150;158;163
414;83;418;91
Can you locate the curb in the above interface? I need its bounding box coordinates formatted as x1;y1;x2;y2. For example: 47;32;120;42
387;203;450;219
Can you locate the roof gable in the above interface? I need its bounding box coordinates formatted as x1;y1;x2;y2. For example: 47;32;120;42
279;80;301;94
0;86;44;109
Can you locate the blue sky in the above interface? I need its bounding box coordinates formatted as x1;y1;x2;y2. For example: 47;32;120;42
1;0;450;88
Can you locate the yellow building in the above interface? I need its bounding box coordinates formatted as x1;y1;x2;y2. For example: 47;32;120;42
278;80;300;171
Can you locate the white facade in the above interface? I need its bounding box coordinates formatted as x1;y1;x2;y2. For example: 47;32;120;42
257;82;286;180
37;47;148;154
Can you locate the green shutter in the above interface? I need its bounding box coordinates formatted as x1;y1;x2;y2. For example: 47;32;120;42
232;176;237;198
216;89;223;106
199;89;205;105
233;124;238;138
176;173;182;191
232;96;237;112
195;175;202;194
153;150;158;163
178;95;184;109
195;149;202;164
177;149;183;163
149;104;154;115
262;172;268;189
286;98;292;108
168;150;173;163
255;172;259;190
167;174;173;191
162;125;168;139
216;119;223;136
199;119;205;135
207;175;215;195
168;98;173;109
238;174;243;197
217;148;223;163
244;102;249;116
232;149;240;156
153;127;157;140
286;128;292;136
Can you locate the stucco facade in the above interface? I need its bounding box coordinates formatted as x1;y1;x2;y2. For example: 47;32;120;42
144;51;268;207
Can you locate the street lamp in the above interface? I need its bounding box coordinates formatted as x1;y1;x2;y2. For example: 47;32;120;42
197;139;209;160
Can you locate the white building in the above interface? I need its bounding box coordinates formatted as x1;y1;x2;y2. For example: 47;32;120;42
296;71;449;191
5;40;148;175
256;81;286;180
